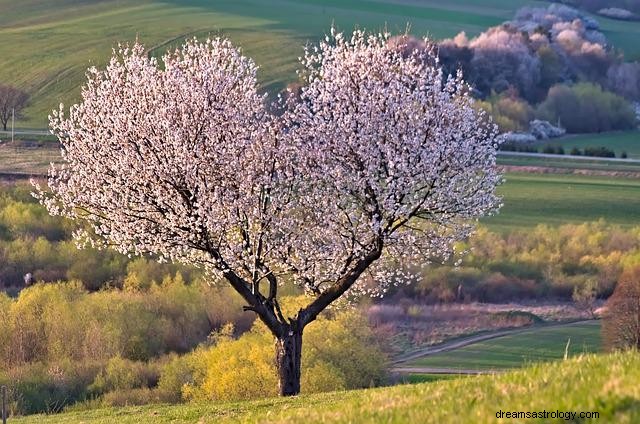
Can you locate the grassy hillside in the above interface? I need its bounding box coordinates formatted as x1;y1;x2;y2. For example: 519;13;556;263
13;351;640;423
484;173;640;231
406;321;601;371
3;0;639;128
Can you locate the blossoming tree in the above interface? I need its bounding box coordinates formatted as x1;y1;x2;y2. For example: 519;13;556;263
35;30;501;396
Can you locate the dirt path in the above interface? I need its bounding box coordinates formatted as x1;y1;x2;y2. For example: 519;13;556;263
391;319;595;375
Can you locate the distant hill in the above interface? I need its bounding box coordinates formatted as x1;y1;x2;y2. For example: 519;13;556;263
1;0;639;128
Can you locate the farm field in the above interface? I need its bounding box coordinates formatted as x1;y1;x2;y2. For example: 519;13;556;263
2;0;639;128
497;154;640;173
484;173;640;231
405;321;601;371
13;351;637;424
0;140;60;176
535;131;640;159
2;147;640;230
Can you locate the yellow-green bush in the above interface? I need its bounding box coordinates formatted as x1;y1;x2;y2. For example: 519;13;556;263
162;302;387;403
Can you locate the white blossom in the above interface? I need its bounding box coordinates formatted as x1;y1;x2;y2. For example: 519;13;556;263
34;31;501;332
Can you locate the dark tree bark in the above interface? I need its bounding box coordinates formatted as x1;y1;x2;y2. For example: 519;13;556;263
275;322;303;396
205;212;384;397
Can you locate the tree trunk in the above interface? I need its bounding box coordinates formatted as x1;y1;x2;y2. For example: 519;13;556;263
275;323;302;396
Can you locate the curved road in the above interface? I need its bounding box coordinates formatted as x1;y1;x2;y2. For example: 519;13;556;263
391;319;595;375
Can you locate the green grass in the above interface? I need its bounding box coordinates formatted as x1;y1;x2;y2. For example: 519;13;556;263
4;0;640;128
399;373;463;384
498;154;640;172
3;152;640;231
406;321;601;371
535;131;640;159
484;173;640;231
12;351;640;423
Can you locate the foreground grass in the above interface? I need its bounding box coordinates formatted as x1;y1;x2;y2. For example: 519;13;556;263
485;172;640;231
14;351;640;423
408;321;601;371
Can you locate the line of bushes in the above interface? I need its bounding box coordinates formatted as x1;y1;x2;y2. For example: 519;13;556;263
0;286;386;416
399;222;640;303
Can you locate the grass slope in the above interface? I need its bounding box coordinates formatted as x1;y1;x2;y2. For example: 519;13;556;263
484;172;640;231
3;0;639;128
13;351;640;423
407;321;601;371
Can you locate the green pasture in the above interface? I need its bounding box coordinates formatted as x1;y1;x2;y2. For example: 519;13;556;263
4;0;639;128
3;145;640;231
535;131;640;159
484;173;640;231
497;154;640;172
406;321;601;371
13;351;638;423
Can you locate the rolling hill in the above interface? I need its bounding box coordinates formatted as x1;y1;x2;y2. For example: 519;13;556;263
12;351;640;423
2;0;640;128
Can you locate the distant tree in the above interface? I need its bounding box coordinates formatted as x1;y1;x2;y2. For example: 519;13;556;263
537;83;636;133
572;278;598;318
602;266;640;351
34;33;501;396
0;84;29;131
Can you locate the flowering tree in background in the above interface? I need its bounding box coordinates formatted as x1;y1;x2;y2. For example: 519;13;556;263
34;30;501;396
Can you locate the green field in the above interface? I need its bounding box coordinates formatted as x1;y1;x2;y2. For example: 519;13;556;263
3;0;639;128
535;131;640;159
13;351;639;423
484;173;640;231
406;321;601;371
3;147;640;230
498;154;640;173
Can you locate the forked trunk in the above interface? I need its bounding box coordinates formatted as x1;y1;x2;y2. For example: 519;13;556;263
275;323;302;396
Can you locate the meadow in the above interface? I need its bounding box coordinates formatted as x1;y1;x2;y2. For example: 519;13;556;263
535;131;640;159
2;0;639;128
497;154;640;173
484;173;640;231
3;145;640;231
405;321;601;371
12;351;639;423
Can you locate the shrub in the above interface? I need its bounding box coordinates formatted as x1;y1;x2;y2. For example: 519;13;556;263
164;304;387;403
537;83;636;133
602;266;640;351
583;146;616;158
88;357;158;396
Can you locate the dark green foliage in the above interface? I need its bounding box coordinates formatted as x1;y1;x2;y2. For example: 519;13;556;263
583;146;616;158
536;83;637;133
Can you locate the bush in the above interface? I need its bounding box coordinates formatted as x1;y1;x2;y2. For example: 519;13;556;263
536;83;637;133
602;266;640;351
476;93;534;132
88;357;158;396
583;146;616;158
163;303;387;403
